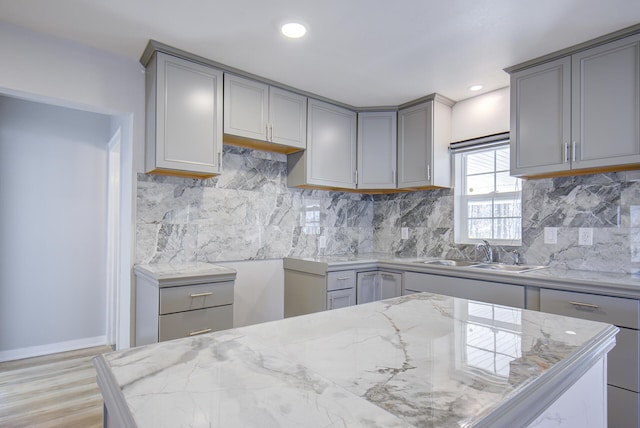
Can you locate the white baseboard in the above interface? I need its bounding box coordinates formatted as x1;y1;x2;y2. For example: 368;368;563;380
0;336;109;362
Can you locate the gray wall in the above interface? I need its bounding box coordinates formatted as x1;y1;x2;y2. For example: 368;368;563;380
0;96;111;352
136;146;640;274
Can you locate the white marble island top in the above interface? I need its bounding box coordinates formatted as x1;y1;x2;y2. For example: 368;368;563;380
95;293;617;427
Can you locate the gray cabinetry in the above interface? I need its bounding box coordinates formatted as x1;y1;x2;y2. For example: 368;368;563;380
327;288;356;310
224;74;306;152
326;270;357;310
145;52;223;178
397;95;453;189
571;34;640;170
356;271;402;304
284;268;357;316
357;111;397;189
509;33;640;178
403;272;525;308
134;263;236;346
510;57;571;177
287;99;357;189
539;288;640;428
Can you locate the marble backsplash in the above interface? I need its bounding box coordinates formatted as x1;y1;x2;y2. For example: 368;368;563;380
136;146;640;274
373;172;640;273
136;146;374;265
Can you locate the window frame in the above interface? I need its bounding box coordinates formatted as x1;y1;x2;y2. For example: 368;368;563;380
453;145;522;246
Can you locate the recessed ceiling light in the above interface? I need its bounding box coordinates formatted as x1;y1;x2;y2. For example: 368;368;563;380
281;22;307;39
469;84;483;92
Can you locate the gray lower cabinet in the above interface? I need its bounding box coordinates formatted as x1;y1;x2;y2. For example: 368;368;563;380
356;271;402;304
287;99;357;189
403;272;525;308
539;288;640;428
327;287;356;310
284;269;402;314
509;32;640;178
134;264;236;346
284;268;357;317
145;51;223;179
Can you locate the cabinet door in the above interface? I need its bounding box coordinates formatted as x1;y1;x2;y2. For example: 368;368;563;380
356;272;378;304
398;102;432;188
510;57;571;177
608;385;639;428
357;112;397;189
306;99;357;189
327;288;356;310
572;34;640;170
150;52;222;177
379;272;402;300
223;74;269;141
269;87;307;149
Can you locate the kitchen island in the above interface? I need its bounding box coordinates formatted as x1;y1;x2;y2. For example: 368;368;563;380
95;292;617;427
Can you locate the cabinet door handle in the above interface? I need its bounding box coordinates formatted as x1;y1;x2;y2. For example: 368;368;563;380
190;292;213;298
337;277;351;280
563;142;569;163
427;164;431;181
572;141;577;162
266;123;270;141
569;301;599;309
189;328;212;336
270;124;274;141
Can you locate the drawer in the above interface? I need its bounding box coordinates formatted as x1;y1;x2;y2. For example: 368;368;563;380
539;288;639;329
609;327;640;392
608;385;639;428
327;270;356;291
159;281;234;315
159;305;233;342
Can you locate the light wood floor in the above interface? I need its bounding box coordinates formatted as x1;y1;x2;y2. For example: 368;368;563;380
0;345;113;428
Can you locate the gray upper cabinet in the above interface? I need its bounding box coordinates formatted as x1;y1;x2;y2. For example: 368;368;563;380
509;33;640;178
145;52;223;178
510;57;571;177
224;74;306;152
287;99;357;189
572;34;640;170
397;95;453;189
357;111;397;189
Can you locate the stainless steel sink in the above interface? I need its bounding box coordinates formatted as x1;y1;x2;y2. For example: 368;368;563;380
470;263;546;273
416;259;481;267
414;259;547;273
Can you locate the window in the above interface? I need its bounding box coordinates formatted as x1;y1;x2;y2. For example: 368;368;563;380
454;145;522;245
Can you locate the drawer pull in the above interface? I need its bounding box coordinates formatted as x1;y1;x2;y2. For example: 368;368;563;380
190;292;213;298
569;301;599;309
189;328;212;336
337;277;352;280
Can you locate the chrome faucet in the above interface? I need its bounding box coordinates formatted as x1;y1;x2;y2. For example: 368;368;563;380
477;240;493;263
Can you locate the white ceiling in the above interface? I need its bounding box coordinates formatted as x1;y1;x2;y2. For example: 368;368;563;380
1;0;639;106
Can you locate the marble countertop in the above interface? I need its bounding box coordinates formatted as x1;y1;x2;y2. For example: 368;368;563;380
283;254;640;299
133;262;236;287
95;293;617;428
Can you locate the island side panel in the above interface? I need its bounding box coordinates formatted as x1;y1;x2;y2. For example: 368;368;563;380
284;269;327;317
527;355;607;428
